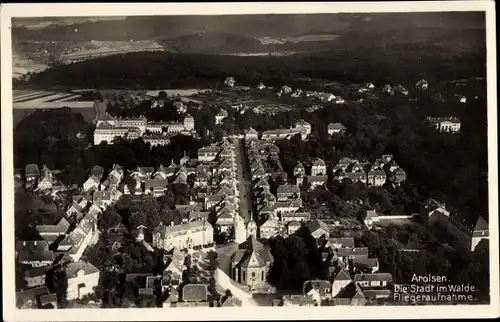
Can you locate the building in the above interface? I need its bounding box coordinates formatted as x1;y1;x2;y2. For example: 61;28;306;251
230;235;274;287
24;265;53;288
328;123;347;136
306;175;328;190
470;216;489;251
17;240;54;268
331;269;352;297
65;261;100;300
25;164;40;184
162;247;185;286
215;109;229;125
420;198;450;222
353;273;393;288
416;79;429;91
83;174;101;192
311;158;327;176
276;184;300;201
281;294;317;306
36;165;53;190
308;219;330;239
224;77;235;87
425;117;461;133
36;217;71;243
259;216;280;239
144;179;168;197
152;219;214;251
198;146;221;162
244;127;259;140
180;284;208;303
303;280;332;305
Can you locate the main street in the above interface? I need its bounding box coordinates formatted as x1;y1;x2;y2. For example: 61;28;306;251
232;138;253;222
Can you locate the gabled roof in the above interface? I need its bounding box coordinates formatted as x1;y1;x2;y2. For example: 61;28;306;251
277;184;300;195
328;237;355;249
66;261;99;279
312;158;326;167
474;216;489;231
328;123;346;131
333;269;352;282
308;219;329;234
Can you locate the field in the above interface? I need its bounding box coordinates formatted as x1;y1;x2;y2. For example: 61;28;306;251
145;89;209;97
12;90;95;110
62;40;165;62
12;53;48;79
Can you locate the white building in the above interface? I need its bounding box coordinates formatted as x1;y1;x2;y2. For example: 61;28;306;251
425;117;461;133
152;219;214;251
65;261;100;300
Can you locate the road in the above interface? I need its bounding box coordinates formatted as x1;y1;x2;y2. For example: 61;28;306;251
233;138;253;222
215;268;260;307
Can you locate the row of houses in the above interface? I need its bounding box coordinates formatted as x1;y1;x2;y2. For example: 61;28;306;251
24;164;67;194
93;114;196;145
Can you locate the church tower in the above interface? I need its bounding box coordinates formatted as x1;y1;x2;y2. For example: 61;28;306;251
246;213;257;238
234;213;247;244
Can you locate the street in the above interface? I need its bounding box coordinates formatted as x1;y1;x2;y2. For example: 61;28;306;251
233;138;253;222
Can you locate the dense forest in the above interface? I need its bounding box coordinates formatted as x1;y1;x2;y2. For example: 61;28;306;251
14;40;485;90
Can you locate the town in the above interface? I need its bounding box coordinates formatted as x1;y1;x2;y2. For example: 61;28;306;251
14;74;489;309
10;11;490;311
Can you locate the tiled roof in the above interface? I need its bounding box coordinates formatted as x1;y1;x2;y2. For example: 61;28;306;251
145;179;168;189
66;261;99;279
24;265;53;278
328;123;346;131
18;250;54;262
328;237;355;248
154;219;212;238
304;279;331;296
353;273;393;283
308;219;329;234
336;247;369;257
277;184;300;195
333;269;352;282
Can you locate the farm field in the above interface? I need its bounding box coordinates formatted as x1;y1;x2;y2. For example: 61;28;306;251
12;90;95;110
145;89;210;97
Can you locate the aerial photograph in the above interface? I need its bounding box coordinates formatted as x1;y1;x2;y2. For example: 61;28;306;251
9;10;491;310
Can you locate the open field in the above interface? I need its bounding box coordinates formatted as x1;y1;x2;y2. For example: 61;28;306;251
145;89;210;97
12;90;95;110
12;53;48;79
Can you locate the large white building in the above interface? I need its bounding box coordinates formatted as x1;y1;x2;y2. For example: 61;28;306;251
152;219;214;251
94;114;196;145
425;117;461;133
65;261;100;300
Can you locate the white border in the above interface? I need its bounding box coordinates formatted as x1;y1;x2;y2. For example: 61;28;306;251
1;2;498;321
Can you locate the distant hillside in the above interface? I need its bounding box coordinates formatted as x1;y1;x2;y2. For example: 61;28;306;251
12;12;485;42
160;32;264;54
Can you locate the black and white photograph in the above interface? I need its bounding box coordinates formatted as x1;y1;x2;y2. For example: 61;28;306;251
1;2;498;320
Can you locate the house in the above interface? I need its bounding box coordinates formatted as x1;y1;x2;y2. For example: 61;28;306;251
93;190;113;209
308;219;330;239
131;166;154;182
420;198;450;222
328;123;347;136
224;76;235;87
470;216;489;251
416;79;429;91
144;179;168;197
293;162;306;179
367;166;386;186
198;146;221;162
303;280;332;304
331;269;352;297
326;237;355;249
257;82;266;90
66;200;86;218
17;240;54;268
153;164;169;180
311;158;327;176
306;175;328;190
24;265;53;288
162;247;185;286
353;273;393;288
245;127;259;140
333;282;366;306
39;293;58;309
107;164;124;184
15;286;50;309
259;216;280;239
194;172;209;188
336;247;369;264
36;217;71;243
425;117;461;133
362;210;379;229
65;261;100;300
276;184;300;201
231;235;274;287
83;175;101;192
215;109;229;125
286;221;302;235
353;257;380;273
25;164;40;183
280;212;311;223
152;219;214;251
37;165;53;191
